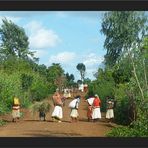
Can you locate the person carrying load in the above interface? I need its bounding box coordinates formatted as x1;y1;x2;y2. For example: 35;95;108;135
12;96;21;122
68;95;81;122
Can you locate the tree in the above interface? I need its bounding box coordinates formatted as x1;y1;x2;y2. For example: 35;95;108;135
0;18;33;59
38;64;47;76
76;63;86;83
84;78;91;84
101;11;147;67
65;73;75;87
77;80;82;85
46;63;65;91
88;68;116;111
101;11;148;101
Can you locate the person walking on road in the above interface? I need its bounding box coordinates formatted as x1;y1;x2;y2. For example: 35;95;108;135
106;97;115;123
51;91;63;123
92;94;101;122
12;96;21;122
69;95;81;122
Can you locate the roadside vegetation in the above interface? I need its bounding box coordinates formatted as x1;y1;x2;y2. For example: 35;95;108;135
0;11;148;137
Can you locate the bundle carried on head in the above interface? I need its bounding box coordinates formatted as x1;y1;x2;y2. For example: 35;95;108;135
30;101;51;115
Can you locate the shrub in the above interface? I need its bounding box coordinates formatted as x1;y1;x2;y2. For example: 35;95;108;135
0;72;21;114
0;120;6;126
30;101;51;115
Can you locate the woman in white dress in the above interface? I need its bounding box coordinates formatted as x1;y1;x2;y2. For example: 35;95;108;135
106;97;114;123
69;95;81;122
92;94;101;122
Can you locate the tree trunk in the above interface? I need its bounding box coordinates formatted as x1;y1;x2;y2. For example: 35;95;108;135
128;50;145;101
142;58;148;90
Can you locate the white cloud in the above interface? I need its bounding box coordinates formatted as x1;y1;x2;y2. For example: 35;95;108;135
24;21;61;49
79;53;104;80
24;21;41;33
86;68;97;79
83;53;104;67
48;52;76;64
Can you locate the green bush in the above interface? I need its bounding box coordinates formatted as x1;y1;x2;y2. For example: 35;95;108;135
0;72;21;114
0;70;52;113
107;111;148;137
30;73;50;101
87;69;115;112
114;84;131;125
0;120;6;126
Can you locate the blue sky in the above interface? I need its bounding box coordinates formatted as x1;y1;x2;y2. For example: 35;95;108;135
0;11;106;81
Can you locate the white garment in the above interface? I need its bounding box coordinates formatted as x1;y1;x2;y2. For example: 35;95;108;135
52;106;63;119
106;109;114;119
87;97;95;106
68;98;80;109
68;99;77;108
70;109;79;118
78;84;84;92
92;108;101;119
12;109;20;118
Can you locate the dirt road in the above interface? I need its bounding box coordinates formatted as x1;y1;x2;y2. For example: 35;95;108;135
0;98;117;137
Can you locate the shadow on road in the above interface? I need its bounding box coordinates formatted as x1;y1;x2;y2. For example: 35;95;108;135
21;130;82;137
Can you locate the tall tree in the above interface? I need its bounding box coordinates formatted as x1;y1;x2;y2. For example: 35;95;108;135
101;11;148;101
101;11;147;67
47;63;65;90
0;18;33;59
65;73;75;87
76;63;86;83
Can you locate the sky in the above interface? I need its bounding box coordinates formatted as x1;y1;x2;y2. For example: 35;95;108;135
0;11;106;81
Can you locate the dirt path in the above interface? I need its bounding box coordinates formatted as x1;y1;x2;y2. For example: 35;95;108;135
0;97;117;137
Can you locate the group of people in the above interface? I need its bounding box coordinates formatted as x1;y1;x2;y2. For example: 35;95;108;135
51;91;81;123
51;91;115;123
86;95;115;123
11;92;115;124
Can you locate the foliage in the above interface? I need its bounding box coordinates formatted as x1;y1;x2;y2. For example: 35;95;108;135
100;11;148;137
83;78;91;84
65;73;75;87
76;63;86;82
77;80;82;85
30;101;51;115
0;19;67;116
46;63;65;92
112;57;132;84
0;120;6;126
114;83;131;125
107;114;148;137
0;18;33;59
101;11;147;67
87;68;115;111
21;73;33;91
0;71;21;113
30;77;49;102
